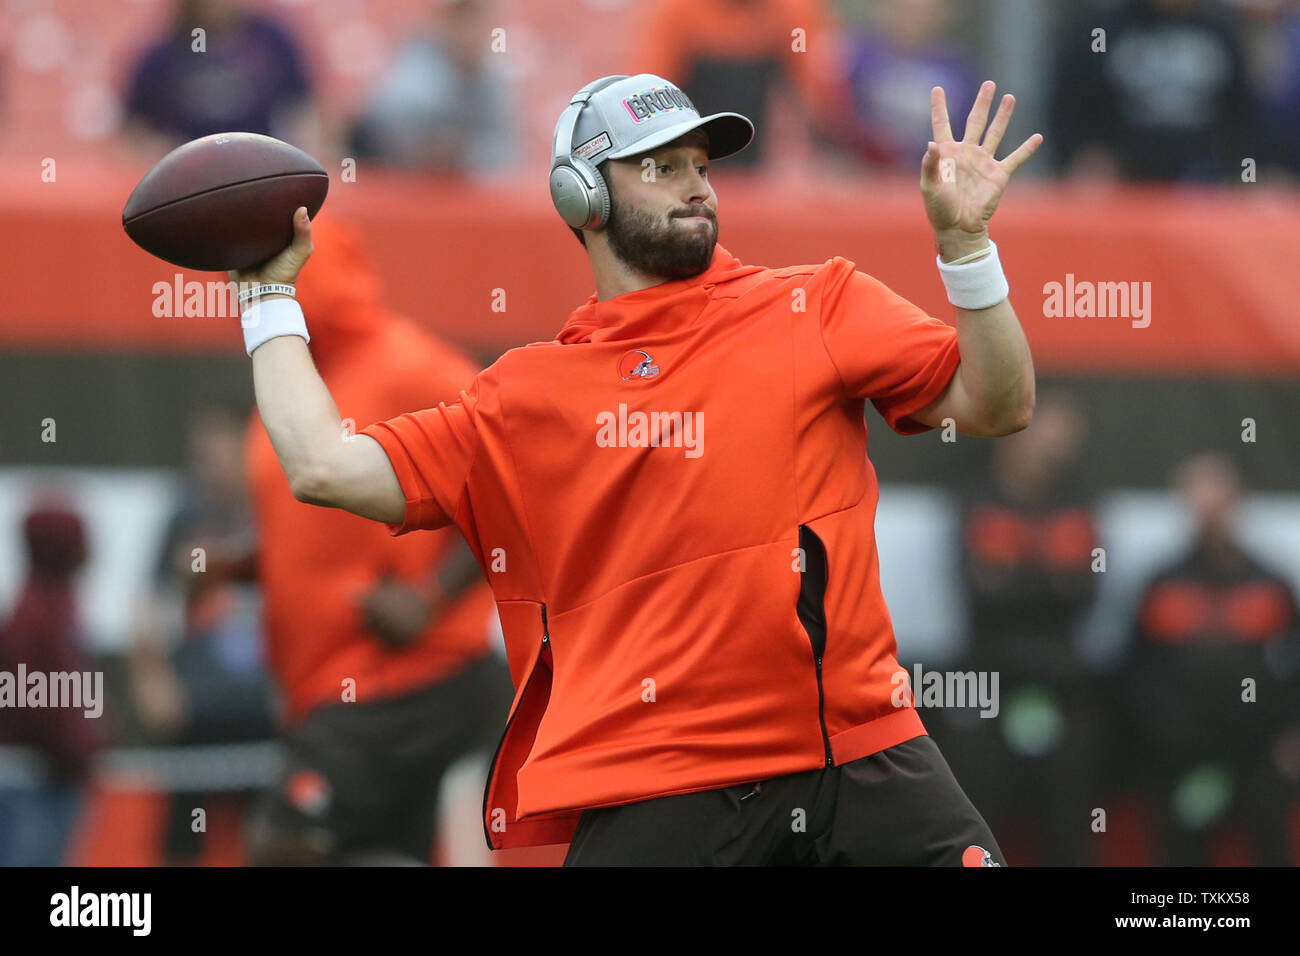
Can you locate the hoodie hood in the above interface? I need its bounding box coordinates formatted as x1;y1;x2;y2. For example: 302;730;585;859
293;212;387;367
557;244;766;345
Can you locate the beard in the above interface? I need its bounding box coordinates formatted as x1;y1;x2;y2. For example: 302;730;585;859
604;192;718;280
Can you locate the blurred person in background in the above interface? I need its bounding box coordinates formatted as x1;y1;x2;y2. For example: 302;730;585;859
1240;0;1300;176
128;405;276;865
0;502;103;866
348;0;516;176
1050;0;1257;181
122;0;316;155
242;214;512;866
631;0;843;168
1118;453;1300;865
927;390;1104;865
832;0;979;171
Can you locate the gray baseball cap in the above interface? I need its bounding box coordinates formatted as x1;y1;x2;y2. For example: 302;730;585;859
563;73;754;166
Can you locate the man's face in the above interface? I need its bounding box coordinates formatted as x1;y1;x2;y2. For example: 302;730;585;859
601;133;718;280
1177;455;1240;535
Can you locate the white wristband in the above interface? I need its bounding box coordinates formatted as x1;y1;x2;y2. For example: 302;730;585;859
936;239;1010;310
241;296;310;356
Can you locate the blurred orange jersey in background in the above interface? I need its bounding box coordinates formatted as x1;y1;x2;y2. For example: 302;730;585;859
246;213;497;723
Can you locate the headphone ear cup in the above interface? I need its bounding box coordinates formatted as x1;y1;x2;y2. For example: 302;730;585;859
550;163;594;229
567;155;609;231
587;163;610;231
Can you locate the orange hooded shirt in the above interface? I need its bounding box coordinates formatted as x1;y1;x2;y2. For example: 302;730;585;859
361;243;961;848
246;213;495;722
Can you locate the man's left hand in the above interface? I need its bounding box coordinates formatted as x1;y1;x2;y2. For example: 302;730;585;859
359;576;435;648
921;81;1043;261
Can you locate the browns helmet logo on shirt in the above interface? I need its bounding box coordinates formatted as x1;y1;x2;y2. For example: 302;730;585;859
618;349;660;381
962;844;1001;867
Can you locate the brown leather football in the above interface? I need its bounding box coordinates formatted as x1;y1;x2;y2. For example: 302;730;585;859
122;132;328;272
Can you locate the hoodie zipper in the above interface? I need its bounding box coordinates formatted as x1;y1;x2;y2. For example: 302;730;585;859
481;603;550;847
814;657;831;767
797;525;834;767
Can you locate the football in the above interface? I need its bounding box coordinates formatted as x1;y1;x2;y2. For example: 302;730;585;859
122;132;328;272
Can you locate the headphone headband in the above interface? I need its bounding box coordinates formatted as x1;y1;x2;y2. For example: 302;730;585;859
551;100;584;170
551;76;628;168
549;76;628;232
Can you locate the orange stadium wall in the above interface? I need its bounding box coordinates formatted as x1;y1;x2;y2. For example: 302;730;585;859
1;167;1297;375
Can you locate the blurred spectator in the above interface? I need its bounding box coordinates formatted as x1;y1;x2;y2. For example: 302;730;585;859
347;0;516;176
0;501;103;866
927;390;1105;865
1240;0;1300;175
833;0;979;170
631;0;843;168
122;0;315;151
1050;0;1257;181
128;404;275;864
242;214;512;866
1117;453;1300;864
